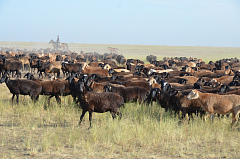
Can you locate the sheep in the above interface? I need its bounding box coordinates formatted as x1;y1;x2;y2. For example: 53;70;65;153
111;68;130;73
77;81;124;128
174;91;206;120
211;75;234;85
85;79;108;93
111;74;143;81
147;78;172;92
85;78;123;93
192;69;214;77
48;75;72;97
193;82;222;94
0;74;42;105
65;75;80;103
108;68;133;76
61;62;82;76
2;58;22;78
146;55;157;62
104;84;149;103
122;80;151;91
116;55;126;66
179;72;193;76
126;63;136;72
145;88;179;113
29;58;39;74
148;68;173;76
18;56;30;71
83;66;110;77
88;61;104;67
24;73;65;106
89;73;112;82
187;89;240;125
146;88;204;119
178;76;199;85
37;61;61;78
148;81;161;90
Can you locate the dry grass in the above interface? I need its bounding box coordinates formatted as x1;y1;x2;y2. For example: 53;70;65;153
0;41;240;158
0;89;240;158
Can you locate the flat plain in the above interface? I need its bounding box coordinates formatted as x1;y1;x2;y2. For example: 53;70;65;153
0;41;240;158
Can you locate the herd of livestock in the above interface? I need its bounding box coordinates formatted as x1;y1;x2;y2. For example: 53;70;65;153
1;47;240;128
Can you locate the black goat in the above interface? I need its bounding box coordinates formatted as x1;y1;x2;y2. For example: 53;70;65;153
0;74;42;105
219;84;231;93
145;88;161;106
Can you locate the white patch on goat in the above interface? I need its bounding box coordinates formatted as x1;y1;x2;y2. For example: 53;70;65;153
187;90;199;100
163;82;168;86
148;69;156;75
211;78;217;82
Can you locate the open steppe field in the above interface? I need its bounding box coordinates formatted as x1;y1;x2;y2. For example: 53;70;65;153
1;41;240;62
1;41;240;158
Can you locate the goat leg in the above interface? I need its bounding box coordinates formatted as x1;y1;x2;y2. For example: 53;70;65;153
231;111;239;126
210;114;215;124
48;95;54;105
55;95;61;105
31;95;39;103
78;110;87;126
88;111;93;129
11;94;15;106
204;112;213;122
16;94;19;105
111;111;117;119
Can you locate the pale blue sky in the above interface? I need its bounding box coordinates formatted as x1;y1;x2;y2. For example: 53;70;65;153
0;0;240;47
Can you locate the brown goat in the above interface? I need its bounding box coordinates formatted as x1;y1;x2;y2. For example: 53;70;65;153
175;92;205;119
83;67;109;77
77;82;124;128
211;75;234;85
187;89;240;125
25;74;66;105
86;79;106;93
104;84;149;103
123;80;151;91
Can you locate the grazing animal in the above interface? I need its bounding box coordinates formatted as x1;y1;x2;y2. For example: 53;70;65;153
77;82;124;128
122;80;151;91
145;88;161;106
104;84;149;103
0;74;42;105
24;73;65;105
61;62;82;76
187;89;240;125
83;67;110;77
2;58;22;78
